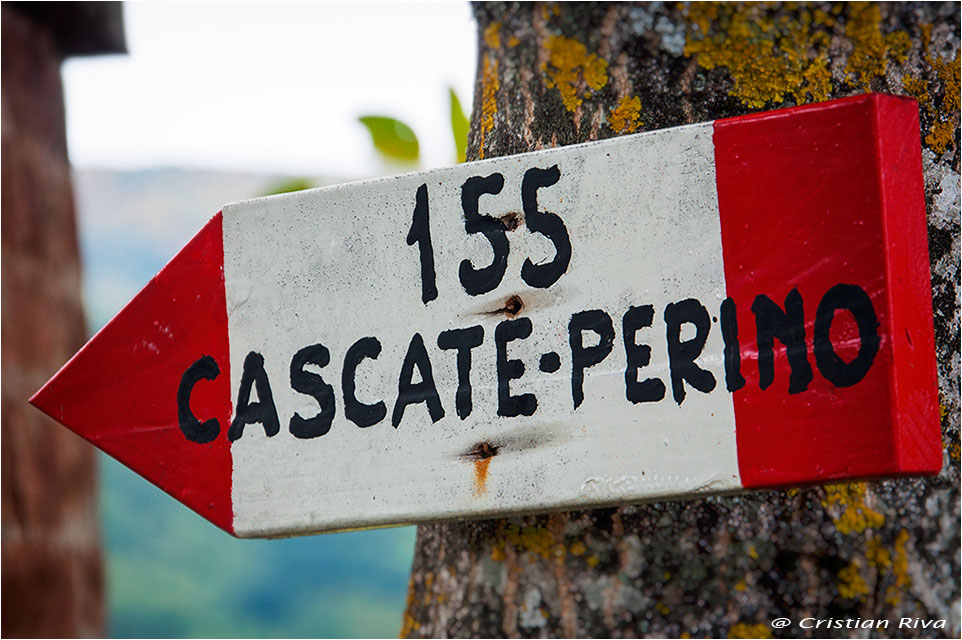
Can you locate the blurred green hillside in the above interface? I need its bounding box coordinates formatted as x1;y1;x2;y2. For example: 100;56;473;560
102;458;415;637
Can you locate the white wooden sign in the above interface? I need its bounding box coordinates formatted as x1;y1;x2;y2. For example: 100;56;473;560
32;94;941;537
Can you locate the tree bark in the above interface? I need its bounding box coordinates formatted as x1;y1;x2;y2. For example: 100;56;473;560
0;4;122;636
404;3;960;638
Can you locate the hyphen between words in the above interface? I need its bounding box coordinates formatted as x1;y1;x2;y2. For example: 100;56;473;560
177;166;881;444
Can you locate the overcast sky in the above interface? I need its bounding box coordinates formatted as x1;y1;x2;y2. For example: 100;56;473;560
63;1;478;177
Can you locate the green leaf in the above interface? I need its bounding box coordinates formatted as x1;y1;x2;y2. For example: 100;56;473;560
449;88;469;163
262;177;315;196
358;115;420;163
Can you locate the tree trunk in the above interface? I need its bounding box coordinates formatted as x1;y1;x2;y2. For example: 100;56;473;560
1;4;123;636
403;3;960;637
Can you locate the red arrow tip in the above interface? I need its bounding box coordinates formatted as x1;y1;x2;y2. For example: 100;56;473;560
31;213;235;534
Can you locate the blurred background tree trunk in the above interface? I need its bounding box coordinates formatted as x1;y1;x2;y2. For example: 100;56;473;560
2;3;124;637
403;3;960;637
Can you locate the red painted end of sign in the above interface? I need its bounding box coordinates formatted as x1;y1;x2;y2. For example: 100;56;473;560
714;94;942;488
30;213;234;533
873;97;942;474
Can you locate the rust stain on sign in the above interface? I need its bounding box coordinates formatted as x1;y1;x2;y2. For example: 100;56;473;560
498;211;524;230
474;458;492;496
465;442;500;496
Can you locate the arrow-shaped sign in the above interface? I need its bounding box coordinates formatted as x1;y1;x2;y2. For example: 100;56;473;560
32;94;941;538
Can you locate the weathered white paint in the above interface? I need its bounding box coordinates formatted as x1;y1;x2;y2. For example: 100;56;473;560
223;123;741;537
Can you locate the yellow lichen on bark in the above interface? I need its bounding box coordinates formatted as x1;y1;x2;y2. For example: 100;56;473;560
886;529;912;605
844;4;888;89
542;35;608;113
885;30;913;64
540;2;559;22
837;561;870;600
483;21;502;49
607;95;643;133
902;23;961;156
495;524;563;560
683;3;917;109
399;612;419;638
864;529;913;606
949;441;961;461
399;574;421;638
479;53;500;159
844;4;914;88
922;63;959;155
866;535;891;569
727;622;772;638
935;51;961;115
682;2;833;108
822;483;885;534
